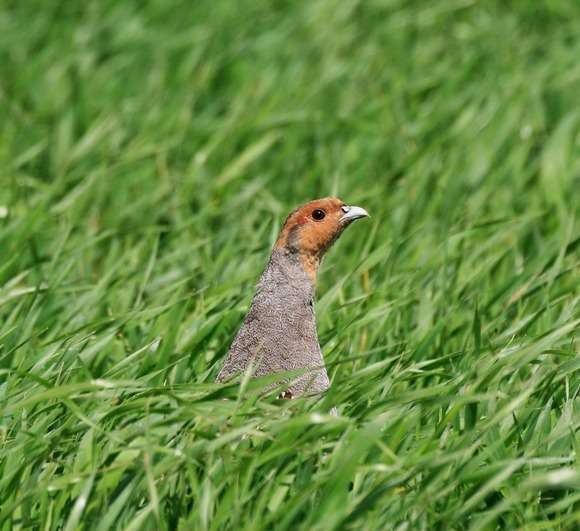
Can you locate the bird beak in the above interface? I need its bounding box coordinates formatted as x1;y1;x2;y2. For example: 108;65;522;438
340;205;370;223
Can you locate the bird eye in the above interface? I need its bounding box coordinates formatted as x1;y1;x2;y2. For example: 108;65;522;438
312;209;326;221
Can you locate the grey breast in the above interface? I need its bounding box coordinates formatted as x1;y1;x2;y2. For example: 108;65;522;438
218;249;330;396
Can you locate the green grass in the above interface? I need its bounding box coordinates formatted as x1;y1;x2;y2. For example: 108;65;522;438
1;0;579;529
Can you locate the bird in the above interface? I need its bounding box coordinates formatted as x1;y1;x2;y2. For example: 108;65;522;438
217;197;369;410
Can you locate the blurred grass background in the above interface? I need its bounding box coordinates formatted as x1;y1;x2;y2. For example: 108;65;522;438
0;0;579;529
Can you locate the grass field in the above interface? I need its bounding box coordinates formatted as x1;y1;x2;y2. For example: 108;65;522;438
1;0;579;529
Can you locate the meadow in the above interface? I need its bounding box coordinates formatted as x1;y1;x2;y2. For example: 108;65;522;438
0;0;579;529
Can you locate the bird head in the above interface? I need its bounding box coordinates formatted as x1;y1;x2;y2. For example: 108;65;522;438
275;197;369;282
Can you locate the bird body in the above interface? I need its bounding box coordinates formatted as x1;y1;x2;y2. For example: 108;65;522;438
217;197;369;401
218;246;329;395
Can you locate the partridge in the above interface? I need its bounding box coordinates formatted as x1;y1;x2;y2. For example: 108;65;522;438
217;197;369;405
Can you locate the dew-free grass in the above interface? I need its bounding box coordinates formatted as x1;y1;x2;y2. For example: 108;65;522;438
0;0;579;529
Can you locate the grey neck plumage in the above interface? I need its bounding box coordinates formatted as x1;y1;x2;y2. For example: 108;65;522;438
257;248;315;312
217;248;331;396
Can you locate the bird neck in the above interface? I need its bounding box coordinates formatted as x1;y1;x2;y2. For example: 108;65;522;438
272;237;321;284
259;248;318;300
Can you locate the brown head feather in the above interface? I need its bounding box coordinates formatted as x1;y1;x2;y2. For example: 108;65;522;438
275;197;353;282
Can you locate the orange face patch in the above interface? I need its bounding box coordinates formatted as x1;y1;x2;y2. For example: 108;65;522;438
275;197;350;281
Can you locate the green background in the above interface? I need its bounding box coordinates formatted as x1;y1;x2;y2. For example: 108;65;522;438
1;0;579;529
